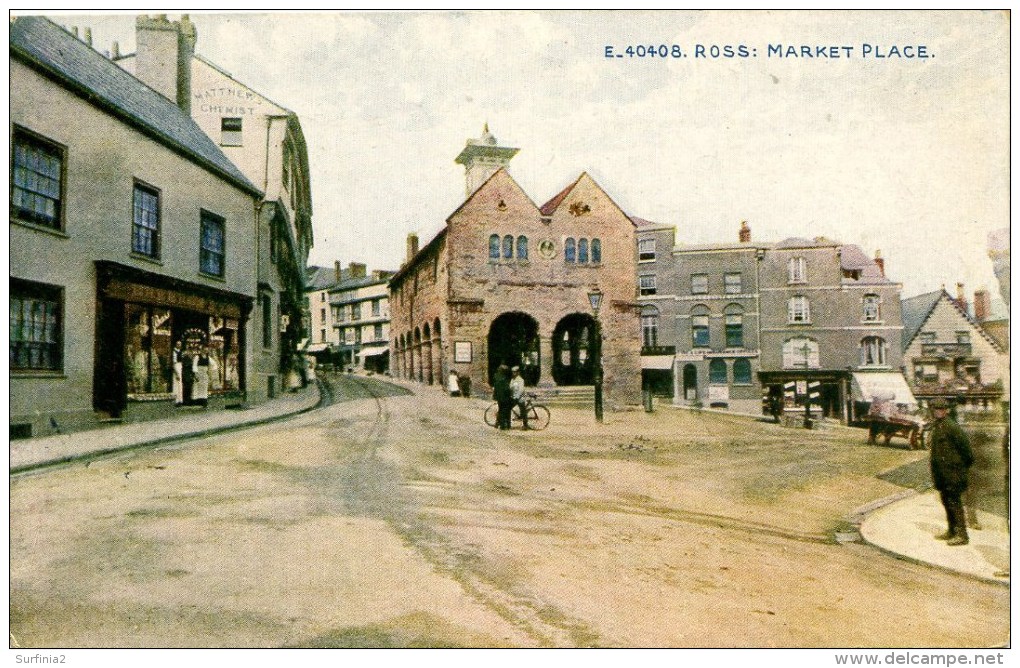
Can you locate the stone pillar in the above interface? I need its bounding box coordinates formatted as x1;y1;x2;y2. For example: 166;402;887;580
538;333;556;388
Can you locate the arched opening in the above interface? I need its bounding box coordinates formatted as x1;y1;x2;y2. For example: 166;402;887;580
433;318;443;381
423;322;433;384
413;327;422;382
552;313;597;386
487;312;541;386
683;363;698;401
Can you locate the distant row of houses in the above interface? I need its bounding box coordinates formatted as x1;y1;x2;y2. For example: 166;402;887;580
10;15;313;437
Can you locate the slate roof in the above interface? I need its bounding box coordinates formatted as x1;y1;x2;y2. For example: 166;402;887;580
10;16;261;197
900;290;944;350
305;265;343;291
838;244;891;284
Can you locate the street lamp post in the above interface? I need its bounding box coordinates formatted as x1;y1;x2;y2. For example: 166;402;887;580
588;288;604;423
799;341;813;429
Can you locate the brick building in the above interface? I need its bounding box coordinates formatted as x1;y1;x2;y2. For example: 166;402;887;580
389;128;642;407
634;221;912;421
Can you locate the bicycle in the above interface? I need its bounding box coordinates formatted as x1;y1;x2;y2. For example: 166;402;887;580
484;392;551;430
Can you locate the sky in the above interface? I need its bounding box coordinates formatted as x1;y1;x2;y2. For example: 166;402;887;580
41;10;1010;302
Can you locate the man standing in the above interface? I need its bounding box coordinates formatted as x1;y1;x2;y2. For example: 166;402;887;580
928;398;975;546
510;365;529;430
492;364;512;430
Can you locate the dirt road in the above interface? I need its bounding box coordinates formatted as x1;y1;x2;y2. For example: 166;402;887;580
9;375;1009;647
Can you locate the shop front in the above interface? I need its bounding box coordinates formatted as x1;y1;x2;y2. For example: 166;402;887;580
93;262;252;417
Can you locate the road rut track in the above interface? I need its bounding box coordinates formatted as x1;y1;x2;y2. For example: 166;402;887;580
329;376;597;646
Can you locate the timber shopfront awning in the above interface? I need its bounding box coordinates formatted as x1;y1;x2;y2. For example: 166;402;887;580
359;345;389;358
851;372;917;407
640;355;675;370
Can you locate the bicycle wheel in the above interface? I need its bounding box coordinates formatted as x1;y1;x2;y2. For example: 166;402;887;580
510;404;522;425
484;403;499;427
527;405;550;430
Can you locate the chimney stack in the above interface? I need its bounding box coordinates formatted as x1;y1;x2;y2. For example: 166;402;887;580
956;282;969;315
406;233;420;263
739;220;751;243
873;249;885;277
111;41;120;59
335;260;343;283
974;288;991;322
348;262;367;279
134;14;195;113
84;27;92;46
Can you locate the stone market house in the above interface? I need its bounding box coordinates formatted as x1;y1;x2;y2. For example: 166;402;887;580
10;16;264;437
117;14;314;397
389;128;642;407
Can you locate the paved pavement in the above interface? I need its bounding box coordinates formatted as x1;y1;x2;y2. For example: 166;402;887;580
9;373;1009;586
9;382;321;473
857;490;1010;585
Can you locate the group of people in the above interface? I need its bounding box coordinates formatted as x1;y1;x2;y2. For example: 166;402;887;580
491;364;529;430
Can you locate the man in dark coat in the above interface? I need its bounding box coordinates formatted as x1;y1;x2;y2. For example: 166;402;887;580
492;364;513;430
928;398;974;546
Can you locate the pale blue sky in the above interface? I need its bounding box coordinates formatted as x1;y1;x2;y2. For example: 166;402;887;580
36;10;1010;300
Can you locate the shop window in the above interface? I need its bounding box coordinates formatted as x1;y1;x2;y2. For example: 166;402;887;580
862;294;881;322
724;273;742;294
565;237;576;263
489;234;500;260
788;295;811;323
125;304;171;395
733;358;752;384
131;183;160;258
206;315;240;392
200;211;226;277
709;359;727;385
12;128;64;229
10;279;62;372
640;274;657;296
691;274;708;295
639;238;656;262
860;336;887;367
591;238;602;263
221;117;243;147
517;235;528;260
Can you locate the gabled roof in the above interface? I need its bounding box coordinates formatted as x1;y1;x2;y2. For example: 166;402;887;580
10;16;262;198
539;177;579;215
538;171;636;225
901;290;944;350
901;289;1006;353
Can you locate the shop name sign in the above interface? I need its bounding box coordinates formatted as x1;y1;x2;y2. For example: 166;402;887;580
194;87;264;116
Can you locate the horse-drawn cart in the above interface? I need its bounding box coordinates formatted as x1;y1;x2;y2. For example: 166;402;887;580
865;395;926;449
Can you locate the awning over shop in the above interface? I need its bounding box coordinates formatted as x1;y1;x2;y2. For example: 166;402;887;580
306;343;330;353
851;372;917;407
641;355;674;370
359;345;389;358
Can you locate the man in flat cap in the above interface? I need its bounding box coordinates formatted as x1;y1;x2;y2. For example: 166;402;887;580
928;397;975;546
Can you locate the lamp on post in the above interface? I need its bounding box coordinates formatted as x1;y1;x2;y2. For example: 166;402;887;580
799;340;813;429
588;288;604;423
